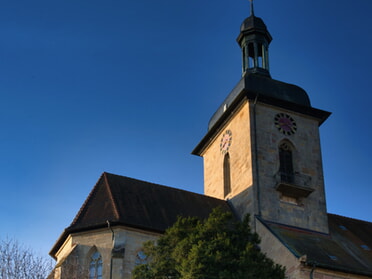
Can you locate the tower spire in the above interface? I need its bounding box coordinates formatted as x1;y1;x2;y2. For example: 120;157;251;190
250;0;254;16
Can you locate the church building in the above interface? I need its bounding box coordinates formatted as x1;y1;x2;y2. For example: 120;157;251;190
49;3;372;279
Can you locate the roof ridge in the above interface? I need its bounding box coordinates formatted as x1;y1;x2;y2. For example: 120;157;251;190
103;172;225;202
103;172;121;220
70;173;105;227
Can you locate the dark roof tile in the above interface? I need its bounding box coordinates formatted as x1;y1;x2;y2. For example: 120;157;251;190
259;214;372;276
50;172;229;257
70;172;230;232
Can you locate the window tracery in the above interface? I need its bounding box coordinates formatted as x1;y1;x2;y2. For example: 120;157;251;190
89;251;103;279
135;250;148;266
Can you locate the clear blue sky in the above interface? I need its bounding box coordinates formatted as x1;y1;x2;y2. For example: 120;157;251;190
0;0;371;258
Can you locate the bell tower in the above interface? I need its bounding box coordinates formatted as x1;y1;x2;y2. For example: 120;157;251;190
192;3;331;233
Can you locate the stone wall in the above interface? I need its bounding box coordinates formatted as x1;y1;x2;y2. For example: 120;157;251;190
254;102;328;233
53;226;160;279
202;100;254;208
202;98;329;233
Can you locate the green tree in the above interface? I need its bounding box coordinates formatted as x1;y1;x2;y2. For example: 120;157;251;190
133;208;285;279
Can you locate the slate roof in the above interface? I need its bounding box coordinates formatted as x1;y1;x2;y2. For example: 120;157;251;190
192;74;331;156
237;15;272;48
50;172;230;258
259;214;372;276
207;73;325;131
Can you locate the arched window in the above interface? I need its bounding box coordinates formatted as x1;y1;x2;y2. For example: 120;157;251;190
279;142;294;183
89;251;103;279
135;250;148;266
223;153;231;197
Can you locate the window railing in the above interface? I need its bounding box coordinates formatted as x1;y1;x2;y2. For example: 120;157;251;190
274;171;314;198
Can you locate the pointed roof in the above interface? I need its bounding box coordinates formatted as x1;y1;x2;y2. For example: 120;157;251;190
259;214;372;276
50;172;230;258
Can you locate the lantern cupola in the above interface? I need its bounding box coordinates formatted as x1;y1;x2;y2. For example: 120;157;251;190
237;1;272;77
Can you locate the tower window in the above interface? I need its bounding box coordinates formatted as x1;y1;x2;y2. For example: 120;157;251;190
89;251;103;279
279;142;294;183
262;44;269;69
243;42;268;71
276;141;314;198
248;43;255;68
257;43;263;68
242;46;247;71
223;153;231;197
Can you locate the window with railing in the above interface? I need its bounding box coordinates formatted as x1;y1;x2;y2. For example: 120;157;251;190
279;142;294;183
276;141;314;198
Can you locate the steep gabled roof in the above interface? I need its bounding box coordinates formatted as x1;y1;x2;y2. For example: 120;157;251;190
259;214;372;276
50;172;230;258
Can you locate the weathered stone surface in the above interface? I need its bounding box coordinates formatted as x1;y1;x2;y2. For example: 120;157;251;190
53;227;160;279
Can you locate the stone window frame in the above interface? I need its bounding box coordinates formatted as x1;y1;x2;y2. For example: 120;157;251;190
278;140;296;183
87;246;103;279
134;249;148;266
223;152;232;198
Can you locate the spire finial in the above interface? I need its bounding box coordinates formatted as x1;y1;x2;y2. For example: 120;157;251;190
249;0;255;16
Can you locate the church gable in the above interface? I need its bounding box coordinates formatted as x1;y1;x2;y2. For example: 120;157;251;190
70;172;231;232
68;172;120;231
50;172;230;258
